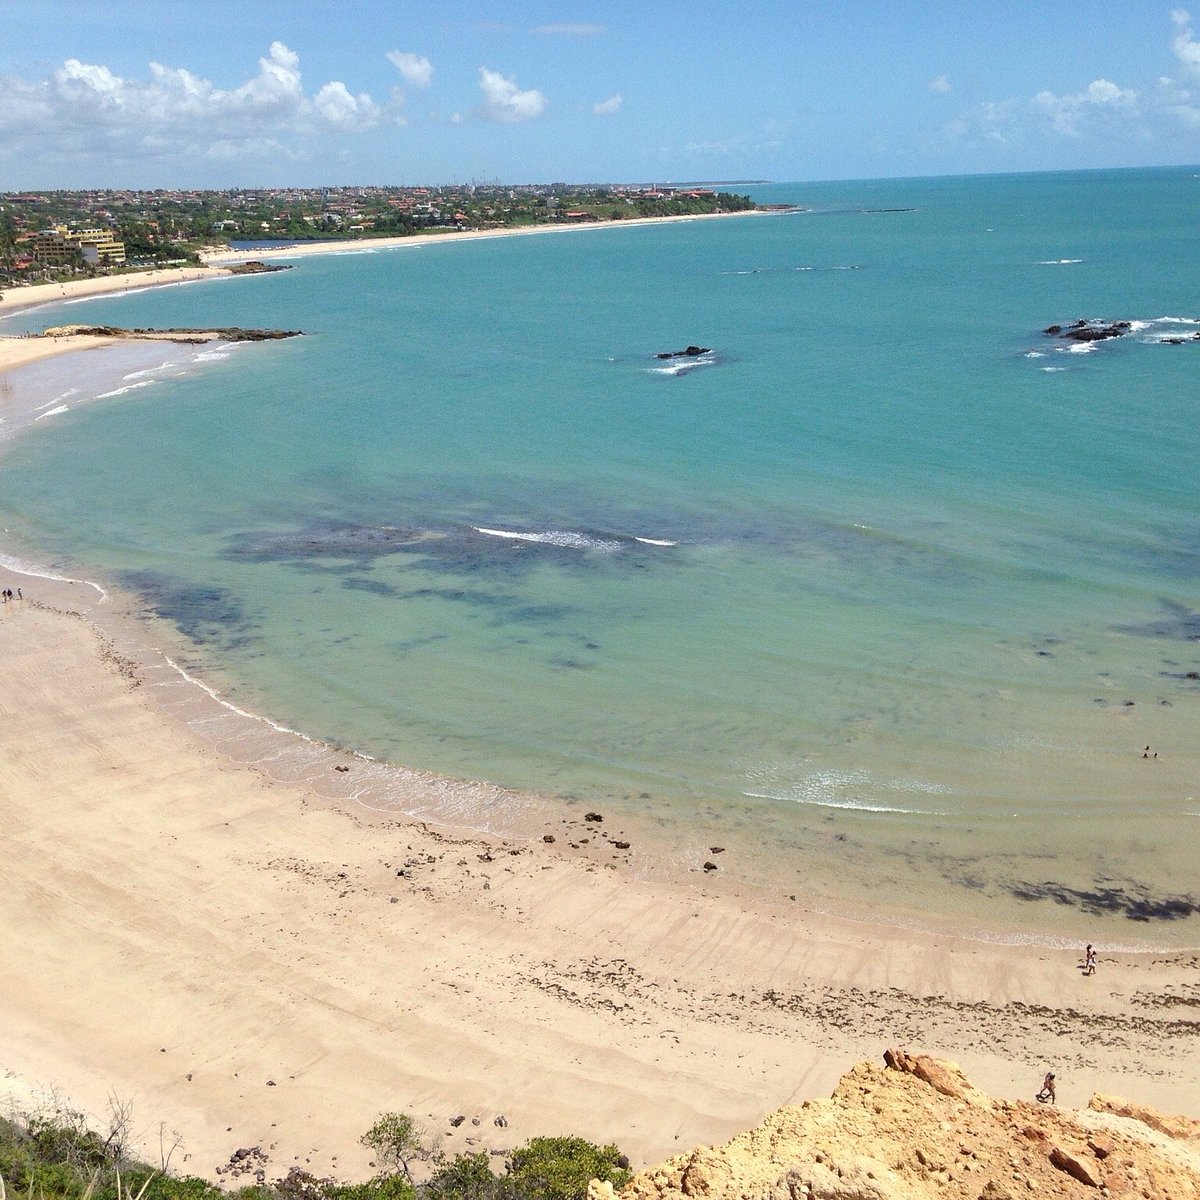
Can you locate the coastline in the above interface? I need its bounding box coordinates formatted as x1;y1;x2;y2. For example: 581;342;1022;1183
197;208;771;264
1;258;1198;1183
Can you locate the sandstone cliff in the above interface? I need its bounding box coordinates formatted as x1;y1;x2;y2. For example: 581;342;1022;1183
592;1050;1200;1200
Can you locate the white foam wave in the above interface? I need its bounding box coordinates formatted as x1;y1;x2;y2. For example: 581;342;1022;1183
1037;258;1082;265
648;357;715;376
36;389;79;410
743;766;952;815
1060;343;1095;354
634;536;677;547
1023;351;1046;358
34;405;69;420
123;362;177;380
0;552;108;601
94;380;157;399
1041;366;1067;372
474;526;622;551
1154;315;1200;325
192;349;232;362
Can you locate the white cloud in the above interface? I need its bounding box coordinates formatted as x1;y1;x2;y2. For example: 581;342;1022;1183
533;23;604;36
476;67;546;122
1032;78;1138;135
928;74;952;94
387;51;433;88
593;94;622;116
1172;8;1200;73
0;42;393;168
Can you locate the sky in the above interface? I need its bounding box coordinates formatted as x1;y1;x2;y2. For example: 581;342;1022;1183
2;1;1199;189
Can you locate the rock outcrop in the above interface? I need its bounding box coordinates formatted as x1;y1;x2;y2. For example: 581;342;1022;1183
41;324;302;342
592;1050;1200;1200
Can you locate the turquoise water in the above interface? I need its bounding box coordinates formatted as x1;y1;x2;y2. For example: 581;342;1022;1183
3;167;1199;942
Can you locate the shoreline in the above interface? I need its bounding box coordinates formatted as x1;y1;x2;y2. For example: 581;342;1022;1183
1;262;1198;1184
198;208;772;264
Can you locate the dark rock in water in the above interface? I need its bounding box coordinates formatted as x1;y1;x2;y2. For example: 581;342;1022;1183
1044;319;1131;342
226;260;293;275
656;345;711;359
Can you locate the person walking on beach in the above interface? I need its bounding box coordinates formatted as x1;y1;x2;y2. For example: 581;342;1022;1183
1037;1072;1056;1104
1084;944;1097;976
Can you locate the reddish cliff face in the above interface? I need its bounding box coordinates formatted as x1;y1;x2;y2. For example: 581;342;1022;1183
593;1050;1200;1200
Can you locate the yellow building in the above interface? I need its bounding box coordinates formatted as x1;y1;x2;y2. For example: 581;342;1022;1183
32;225;126;268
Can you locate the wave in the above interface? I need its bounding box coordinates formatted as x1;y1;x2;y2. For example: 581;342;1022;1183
94;380;158;400
1037;258;1083;265
474;526;622;551
34;405;70;420
36;389;79;410
473;526;677;552
0;552;107;601
743;765;952;815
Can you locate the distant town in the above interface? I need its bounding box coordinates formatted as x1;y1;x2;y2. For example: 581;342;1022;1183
0;184;757;287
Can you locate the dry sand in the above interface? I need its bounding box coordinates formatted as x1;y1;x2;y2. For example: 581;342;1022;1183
0;274;1197;1187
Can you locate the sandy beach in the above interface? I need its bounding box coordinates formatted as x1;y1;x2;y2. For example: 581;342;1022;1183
197;209;771;266
0;265;232;320
1;268;1198;1185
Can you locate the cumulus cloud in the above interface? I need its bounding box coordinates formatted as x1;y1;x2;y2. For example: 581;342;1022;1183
387;51;433;88
928;74;952;94
593;93;622;116
533;23;604;36
940;11;1200;155
0;42;392;168
476;67;546;122
1172;8;1200;72
1032;78;1138;135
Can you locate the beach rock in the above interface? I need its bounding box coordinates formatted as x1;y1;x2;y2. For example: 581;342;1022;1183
883;1047;991;1107
1049;1146;1101;1187
226;260;293;275
609;1053;1200;1200
1043;319;1131;342
655;345;711;359
41;324;302;342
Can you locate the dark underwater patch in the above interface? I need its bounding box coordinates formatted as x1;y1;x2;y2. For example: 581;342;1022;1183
119;569;258;651
342;576;400;597
1116;599;1200;641
1003;879;1200;922
225;525;424;564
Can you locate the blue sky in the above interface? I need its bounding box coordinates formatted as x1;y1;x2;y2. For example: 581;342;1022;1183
2;1;1198;188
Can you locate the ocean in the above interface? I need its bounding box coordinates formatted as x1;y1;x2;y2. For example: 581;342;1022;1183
3;167;1198;945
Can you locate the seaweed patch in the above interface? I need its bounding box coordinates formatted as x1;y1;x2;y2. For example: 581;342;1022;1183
1004;879;1200;922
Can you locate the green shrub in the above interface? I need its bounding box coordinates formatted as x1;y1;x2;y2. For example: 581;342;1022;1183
503;1136;630;1200
426;1152;501;1200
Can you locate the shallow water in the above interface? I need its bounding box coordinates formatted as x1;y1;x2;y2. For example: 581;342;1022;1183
3;168;1199;944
